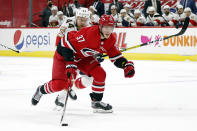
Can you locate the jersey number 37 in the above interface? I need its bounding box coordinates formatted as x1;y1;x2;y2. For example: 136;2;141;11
76;35;85;42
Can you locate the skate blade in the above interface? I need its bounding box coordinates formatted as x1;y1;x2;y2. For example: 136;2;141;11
53;106;63;111
93;109;113;113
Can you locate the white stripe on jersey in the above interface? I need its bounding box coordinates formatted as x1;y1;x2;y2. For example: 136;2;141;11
61;32;77;53
92;90;104;93
109;54;123;61
92;85;105;89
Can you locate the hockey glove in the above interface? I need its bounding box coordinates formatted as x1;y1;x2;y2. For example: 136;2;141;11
95;53;104;62
66;62;77;79
124;61;135;78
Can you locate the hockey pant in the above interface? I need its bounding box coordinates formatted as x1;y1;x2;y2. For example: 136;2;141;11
42;51;106;97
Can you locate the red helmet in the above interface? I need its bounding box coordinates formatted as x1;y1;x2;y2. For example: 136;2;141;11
99;14;115;27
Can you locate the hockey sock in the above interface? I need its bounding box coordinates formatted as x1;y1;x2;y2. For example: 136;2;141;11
39;85;47;94
90;92;103;101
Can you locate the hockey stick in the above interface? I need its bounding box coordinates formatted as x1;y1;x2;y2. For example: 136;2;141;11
0;43;20;53
60;74;73;126
103;17;190;58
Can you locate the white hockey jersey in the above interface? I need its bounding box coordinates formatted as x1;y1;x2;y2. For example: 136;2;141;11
111;13;120;23
117;14;135;27
186;13;197;26
162;12;176;22
58;15;67;26
162;12;176;26
49;15;58;27
171;13;185;26
146;13;163;26
57;16;91;37
135;16;146;26
90;14;100;25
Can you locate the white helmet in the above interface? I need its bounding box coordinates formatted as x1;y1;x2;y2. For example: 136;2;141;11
120;9;127;13
147;6;155;12
134;9;141;14
163;5;170;9
51;6;58;11
75;7;90;18
184;7;191;13
177;5;183;9
57;11;63;16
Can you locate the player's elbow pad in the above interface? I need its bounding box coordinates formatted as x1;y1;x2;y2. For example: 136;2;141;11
114;57;128;69
57;44;74;61
62;48;74;61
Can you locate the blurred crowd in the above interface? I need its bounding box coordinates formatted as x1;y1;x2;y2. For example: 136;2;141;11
41;0;197;27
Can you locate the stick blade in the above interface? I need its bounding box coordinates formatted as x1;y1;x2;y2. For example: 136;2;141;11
61;123;68;126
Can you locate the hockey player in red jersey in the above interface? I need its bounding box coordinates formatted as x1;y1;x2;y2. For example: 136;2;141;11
31;14;135;112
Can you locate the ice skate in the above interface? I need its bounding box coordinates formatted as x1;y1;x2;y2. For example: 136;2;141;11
91;101;113;113
31;86;43;106
54;89;77;110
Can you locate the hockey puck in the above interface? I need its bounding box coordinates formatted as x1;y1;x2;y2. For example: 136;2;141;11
61;123;68;126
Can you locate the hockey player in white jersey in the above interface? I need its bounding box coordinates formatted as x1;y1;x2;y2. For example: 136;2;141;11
57;11;67;26
172;5;185;27
162;5;176;26
54;7;92;109
49;6;58;27
145;6;163;26
110;5;120;25
174;5;185;20
183;7;197;26
117;9;135;27
133;9;146;26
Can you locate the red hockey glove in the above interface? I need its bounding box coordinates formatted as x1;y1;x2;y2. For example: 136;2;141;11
66;62;77;80
124;61;135;78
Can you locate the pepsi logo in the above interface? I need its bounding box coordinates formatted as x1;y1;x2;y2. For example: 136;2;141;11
14;30;24;50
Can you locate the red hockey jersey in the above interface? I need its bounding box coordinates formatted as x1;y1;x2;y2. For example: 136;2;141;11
61;25;123;62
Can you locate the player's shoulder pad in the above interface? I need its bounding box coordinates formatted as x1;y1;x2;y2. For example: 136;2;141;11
61;17;75;26
66;17;75;22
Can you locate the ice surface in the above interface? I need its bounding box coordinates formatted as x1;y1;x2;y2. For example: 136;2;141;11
0;56;197;131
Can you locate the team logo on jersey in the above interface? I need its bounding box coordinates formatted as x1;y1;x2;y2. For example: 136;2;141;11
13;30;24;50
81;48;99;57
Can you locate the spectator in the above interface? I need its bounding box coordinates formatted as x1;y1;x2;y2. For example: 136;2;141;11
48;6;58;27
133;9;146;26
143;0;162;18
70;0;82;13
63;1;74;17
145;6;163;26
110;5;120;25
57;11;67;26
117;9;135;27
92;0;105;17
180;0;197;14
162;5;176;26
183;7;197;26
89;6;100;25
108;0;124;14
124;4;134;18
40;0;53;27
